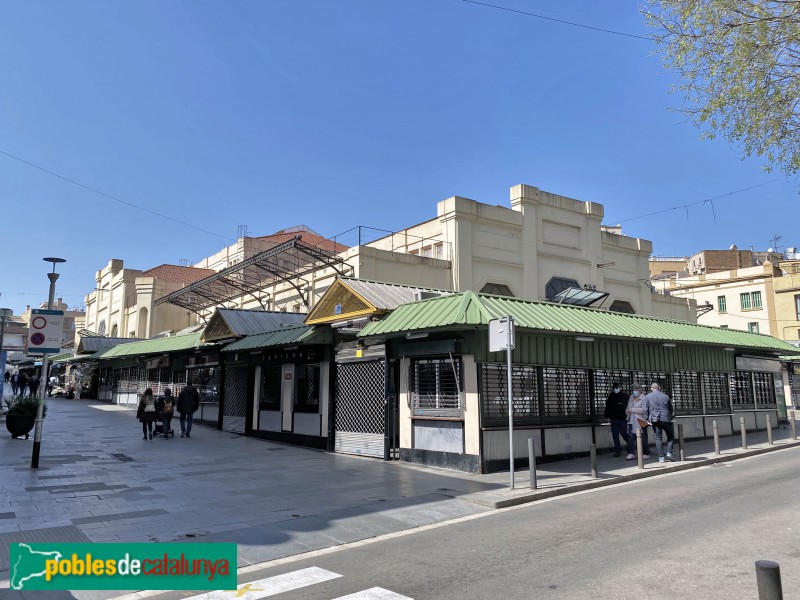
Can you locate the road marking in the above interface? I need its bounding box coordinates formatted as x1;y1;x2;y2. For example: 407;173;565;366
332;588;413;600
179;567;341;600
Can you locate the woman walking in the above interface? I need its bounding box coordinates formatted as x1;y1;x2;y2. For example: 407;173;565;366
625;383;650;460
137;388;158;440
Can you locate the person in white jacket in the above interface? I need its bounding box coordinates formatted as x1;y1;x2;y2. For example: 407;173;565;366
624;383;650;460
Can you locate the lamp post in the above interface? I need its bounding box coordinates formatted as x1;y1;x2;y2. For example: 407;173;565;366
32;257;66;469
0;307;11;398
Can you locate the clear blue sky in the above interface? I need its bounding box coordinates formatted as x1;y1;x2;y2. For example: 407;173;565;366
0;0;795;316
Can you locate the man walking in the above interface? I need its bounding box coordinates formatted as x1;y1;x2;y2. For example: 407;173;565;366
603;381;630;457
10;372;19;396
643;382;675;463
177;381;200;438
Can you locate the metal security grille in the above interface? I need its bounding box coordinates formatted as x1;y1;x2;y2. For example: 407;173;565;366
753;372;776;408
542;367;590;419
701;372;732;414
335;360;386;458
478;363;539;427
633;371;670;397
670;371;702;415
410;358;462;417
222;366;249;433
730;372;754;409
294;363;321;414
593;370;633;417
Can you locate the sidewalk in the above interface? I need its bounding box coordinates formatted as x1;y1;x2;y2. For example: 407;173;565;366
1;398;798;598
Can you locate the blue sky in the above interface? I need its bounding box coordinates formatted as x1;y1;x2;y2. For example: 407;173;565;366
0;0;795;316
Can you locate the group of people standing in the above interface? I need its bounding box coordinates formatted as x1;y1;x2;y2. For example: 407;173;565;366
604;382;675;463
4;371;40;397
136;383;201;440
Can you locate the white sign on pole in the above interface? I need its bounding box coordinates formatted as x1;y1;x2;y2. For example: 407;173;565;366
489;317;515;352
27;309;64;355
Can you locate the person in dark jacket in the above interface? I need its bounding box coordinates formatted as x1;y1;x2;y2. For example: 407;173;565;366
28;376;40;398
136;388;158;440
642;382;675;463
18;372;28;397
155;388;175;439
604;381;630;457
177;382;200;438
10;372;19;395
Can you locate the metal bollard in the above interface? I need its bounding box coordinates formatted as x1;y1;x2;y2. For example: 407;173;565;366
767;414;773;445
755;560;783;600
713;420;720;455
678;423;685;461
790;410;798;440
741;416;747;450
636;428;644;469
590;443;597;479
528;438;538;490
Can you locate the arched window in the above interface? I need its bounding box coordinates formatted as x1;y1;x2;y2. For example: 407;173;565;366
138;307;149;339
610;300;635;314
110;323;118;337
545;277;579;301
98;320;106;336
479;283;514;297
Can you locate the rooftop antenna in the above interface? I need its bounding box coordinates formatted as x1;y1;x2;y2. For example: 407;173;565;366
238;225;248;239
178;259;190;267
770;234;783;253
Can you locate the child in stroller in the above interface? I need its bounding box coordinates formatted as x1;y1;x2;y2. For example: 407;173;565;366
155;389;176;438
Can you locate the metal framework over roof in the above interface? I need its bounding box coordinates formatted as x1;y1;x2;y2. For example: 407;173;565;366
155;236;352;313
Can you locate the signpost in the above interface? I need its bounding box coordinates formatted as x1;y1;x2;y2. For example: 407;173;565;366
27;309;64;355
489;316;516;489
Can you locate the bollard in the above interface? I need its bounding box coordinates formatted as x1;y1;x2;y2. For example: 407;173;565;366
755;560;783;600
636;428;644;470
741;416;747;450
767;414;773;445
528;438;538;490
713;420;721;455
790;410;797;440
590;443;597;479
678;423;685;462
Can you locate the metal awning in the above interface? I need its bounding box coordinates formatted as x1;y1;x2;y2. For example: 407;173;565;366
155;236;352;313
552;287;609;307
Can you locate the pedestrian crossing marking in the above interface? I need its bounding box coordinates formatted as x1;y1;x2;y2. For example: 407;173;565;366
332;588;413;600
183;567;342;600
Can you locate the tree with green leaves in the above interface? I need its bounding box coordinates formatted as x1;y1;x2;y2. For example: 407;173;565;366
643;1;800;177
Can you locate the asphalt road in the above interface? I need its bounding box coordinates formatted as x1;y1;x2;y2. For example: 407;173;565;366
214;446;800;600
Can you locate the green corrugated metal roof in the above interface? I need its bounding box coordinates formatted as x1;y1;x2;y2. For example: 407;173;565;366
223;325;331;352
49;353;74;363
95;332;205;359
359;291;800;353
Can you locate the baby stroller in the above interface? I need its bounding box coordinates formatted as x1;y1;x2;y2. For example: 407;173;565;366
153;420;175;437
154;394;176;438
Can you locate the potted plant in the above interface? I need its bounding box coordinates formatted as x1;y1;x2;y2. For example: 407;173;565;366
6;396;47;439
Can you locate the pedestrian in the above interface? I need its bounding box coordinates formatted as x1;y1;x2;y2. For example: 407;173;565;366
47;375;57;396
603;381;630;457
4;371;9;383
18;372;28;397
625;383;650;460
28;376;40;398
642;382;675;463
177;381;200;438
10;372;19;396
156;388;175;439
136;388;158;440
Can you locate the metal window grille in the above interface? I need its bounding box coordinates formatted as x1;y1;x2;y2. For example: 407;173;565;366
730;371;754;409
172;370;186;386
701;372;732;414
294;363;321;413
478;363;539;426
335;360;386;436
541;367;590;419
752;291;762;309
593;370;633;417
411;358;462;417
740;292;751;310
752;371;776;408
259;365;282;411
633;371;670;397
670;371;702;415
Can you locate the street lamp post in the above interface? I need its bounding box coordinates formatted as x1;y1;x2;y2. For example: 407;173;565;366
32;257;66;469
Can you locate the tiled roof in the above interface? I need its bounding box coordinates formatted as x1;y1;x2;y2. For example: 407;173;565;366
140;264;217;284
256;226;348;254
359;291;800;353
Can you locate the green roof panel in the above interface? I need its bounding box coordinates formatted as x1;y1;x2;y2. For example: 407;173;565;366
95;332;205;359
359;292;800;353
223;325;331;352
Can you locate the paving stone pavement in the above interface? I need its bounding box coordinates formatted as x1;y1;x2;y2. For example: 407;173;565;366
1;397;798;599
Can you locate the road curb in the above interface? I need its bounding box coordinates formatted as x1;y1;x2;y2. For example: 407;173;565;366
466;440;800;509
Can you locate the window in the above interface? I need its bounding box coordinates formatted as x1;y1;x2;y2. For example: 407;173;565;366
434;243;444;259
98;320;106;336
110;323;118;337
751;291;762;309
740;292;751;310
259;365;282;411
421;246;432;257
480;282;514;297
748;322;759;333
293;363;320;413
609;300;635;314
796;294;800;320
717;295;727;313
545;277;579;301
719;325;729;329
410;357;462;417
479;363;539;426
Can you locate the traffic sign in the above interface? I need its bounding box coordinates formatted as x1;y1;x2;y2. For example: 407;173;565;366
27;309;64;354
